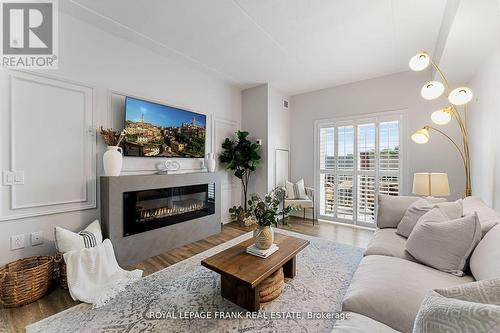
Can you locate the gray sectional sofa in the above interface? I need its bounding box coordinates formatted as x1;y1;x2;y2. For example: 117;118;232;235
333;196;500;333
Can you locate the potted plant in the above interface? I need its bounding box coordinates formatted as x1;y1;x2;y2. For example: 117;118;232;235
247;188;293;250
97;126;126;176
219;130;261;222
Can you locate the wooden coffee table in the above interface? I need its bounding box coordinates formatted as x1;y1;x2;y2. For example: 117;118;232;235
201;234;309;311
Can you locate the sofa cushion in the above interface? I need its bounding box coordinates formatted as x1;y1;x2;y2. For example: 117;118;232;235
413;279;500;333
463;196;500;237
406;210;481;276
470;224;500;280
332;312;400;333
364;228;416;262
376;195;446;229
342;255;474;333
396;199;463;238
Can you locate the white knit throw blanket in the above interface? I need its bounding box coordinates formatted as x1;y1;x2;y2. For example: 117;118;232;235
63;239;143;308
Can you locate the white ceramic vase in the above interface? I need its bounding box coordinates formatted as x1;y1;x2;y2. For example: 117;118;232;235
103;146;123;176
206;153;216;172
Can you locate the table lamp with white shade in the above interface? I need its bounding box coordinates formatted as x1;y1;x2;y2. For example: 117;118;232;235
413;173;450;197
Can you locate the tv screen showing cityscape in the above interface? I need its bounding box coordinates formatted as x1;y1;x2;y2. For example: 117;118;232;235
123;97;206;158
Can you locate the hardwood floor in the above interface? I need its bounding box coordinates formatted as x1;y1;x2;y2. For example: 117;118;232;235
0;218;373;333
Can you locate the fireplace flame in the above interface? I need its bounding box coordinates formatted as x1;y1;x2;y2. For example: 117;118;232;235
138;201;206;221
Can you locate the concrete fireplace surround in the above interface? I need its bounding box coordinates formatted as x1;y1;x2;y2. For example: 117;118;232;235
101;172;222;267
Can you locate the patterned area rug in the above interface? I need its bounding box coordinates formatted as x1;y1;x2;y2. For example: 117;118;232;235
27;229;363;333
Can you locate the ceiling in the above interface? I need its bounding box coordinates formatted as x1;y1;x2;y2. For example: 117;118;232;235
438;0;500;86
62;0;449;95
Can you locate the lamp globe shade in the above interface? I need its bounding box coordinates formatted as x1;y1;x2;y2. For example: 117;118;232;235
421;81;445;100
409;52;430;71
448;87;473;105
411;128;430;144
431;108;452;125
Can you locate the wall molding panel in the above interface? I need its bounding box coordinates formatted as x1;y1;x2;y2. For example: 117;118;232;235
213;117;241;223
0;71;96;221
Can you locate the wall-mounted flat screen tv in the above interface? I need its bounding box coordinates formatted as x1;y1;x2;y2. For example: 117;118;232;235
123;96;206;158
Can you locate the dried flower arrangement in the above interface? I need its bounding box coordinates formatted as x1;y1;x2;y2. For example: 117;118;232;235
97;126;126;146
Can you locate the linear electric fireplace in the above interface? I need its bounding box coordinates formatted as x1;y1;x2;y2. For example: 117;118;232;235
101;172;221;267
123;183;215;236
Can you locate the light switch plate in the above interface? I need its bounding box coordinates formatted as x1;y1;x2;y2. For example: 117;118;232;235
31;231;43;246
11;234;25;250
3;171;13;185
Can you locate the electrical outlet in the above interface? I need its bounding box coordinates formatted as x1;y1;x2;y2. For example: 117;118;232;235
31;231;43;246
11;234;25;250
14;171;24;184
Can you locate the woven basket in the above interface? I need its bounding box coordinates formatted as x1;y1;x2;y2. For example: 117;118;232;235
0;256;55;307
54;253;68;290
259;267;284;303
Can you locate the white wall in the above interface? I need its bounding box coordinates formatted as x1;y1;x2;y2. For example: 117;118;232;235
242;84;291;197
290;70;466;204
267;86;291;190
468;43;500;210
242;84;268;197
0;13;241;265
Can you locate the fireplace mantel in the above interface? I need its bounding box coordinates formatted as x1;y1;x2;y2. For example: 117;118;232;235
101;172;221;267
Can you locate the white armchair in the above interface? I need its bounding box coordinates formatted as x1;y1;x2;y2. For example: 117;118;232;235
283;186;315;225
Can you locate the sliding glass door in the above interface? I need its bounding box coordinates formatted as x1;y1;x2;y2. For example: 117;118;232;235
316;113;404;227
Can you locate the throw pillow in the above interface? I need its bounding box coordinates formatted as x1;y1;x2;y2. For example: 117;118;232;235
285;181;295;199
470;224;500;280
463;196;500;237
438;199;463;219
285;179;309;200
397;199;463;238
413;279;500;333
406;210;481;276
376;194;447;229
296;179;308;200
396;199;432;237
435;278;500;305
55;220;103;253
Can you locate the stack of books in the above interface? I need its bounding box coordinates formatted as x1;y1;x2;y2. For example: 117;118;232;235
246;244;279;258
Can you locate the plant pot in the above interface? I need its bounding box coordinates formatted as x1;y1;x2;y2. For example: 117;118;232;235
235;210;246;226
253;226;274;250
205;153;216;172
103;146;123;176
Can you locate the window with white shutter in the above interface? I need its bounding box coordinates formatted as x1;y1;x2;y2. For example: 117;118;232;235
357;123;376;223
319;126;335;217
316;112;404;227
357;175;375;223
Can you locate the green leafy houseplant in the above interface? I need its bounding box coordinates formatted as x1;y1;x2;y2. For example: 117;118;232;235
219;131;261;212
248;188;293;227
228;206;245;223
248;188;294;249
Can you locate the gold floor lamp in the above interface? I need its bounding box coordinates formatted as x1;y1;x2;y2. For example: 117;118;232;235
409;52;472;197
